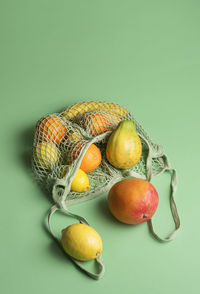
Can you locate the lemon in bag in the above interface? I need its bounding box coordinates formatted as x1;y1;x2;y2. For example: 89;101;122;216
33;141;58;169
70;169;90;193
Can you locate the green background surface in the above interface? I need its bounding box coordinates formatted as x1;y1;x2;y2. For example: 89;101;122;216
1;0;199;293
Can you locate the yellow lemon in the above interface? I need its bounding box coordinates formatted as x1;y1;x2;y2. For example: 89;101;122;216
66;130;82;144
33;141;58;169
61;224;103;261
70;169;90;193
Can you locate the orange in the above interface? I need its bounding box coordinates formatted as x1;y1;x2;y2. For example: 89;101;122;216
36;115;67;145
69;142;102;173
82;112;120;136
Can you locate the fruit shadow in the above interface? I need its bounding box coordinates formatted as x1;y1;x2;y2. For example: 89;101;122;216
97;195;140;231
97;196;157;244
46;230;102;278
19;123;54;203
19;124;35;171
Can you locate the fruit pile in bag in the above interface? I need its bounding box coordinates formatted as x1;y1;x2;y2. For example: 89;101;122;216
32;101;180;280
32;101;165;201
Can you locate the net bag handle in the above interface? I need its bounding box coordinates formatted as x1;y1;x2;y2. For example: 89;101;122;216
139;133;181;242
47;204;105;280
47;136;108;280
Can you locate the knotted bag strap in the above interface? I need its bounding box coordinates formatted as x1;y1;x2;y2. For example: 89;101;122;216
139;133;180;242
47;204;105;280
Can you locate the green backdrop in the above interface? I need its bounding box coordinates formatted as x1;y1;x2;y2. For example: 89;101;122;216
1;0;199;293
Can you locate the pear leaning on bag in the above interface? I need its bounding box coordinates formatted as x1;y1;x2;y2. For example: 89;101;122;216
106;120;142;169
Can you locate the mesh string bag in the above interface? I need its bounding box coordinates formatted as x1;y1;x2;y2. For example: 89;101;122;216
32;101;180;280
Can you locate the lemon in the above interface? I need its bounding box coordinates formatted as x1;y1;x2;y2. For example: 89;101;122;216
61;224;103;261
33;141;58;169
66;130;82;144
70;169;90;193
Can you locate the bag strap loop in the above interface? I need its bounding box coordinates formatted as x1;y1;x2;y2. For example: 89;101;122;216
138;132;180;241
147;155;180;242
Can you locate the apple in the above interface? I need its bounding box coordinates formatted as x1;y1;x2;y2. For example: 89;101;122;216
107;178;159;224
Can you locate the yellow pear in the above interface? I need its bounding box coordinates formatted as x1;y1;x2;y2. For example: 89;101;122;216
106;120;142;169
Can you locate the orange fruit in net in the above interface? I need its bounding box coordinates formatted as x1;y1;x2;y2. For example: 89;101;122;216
70;142;102;173
82;112;120;136
37;115;67;145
